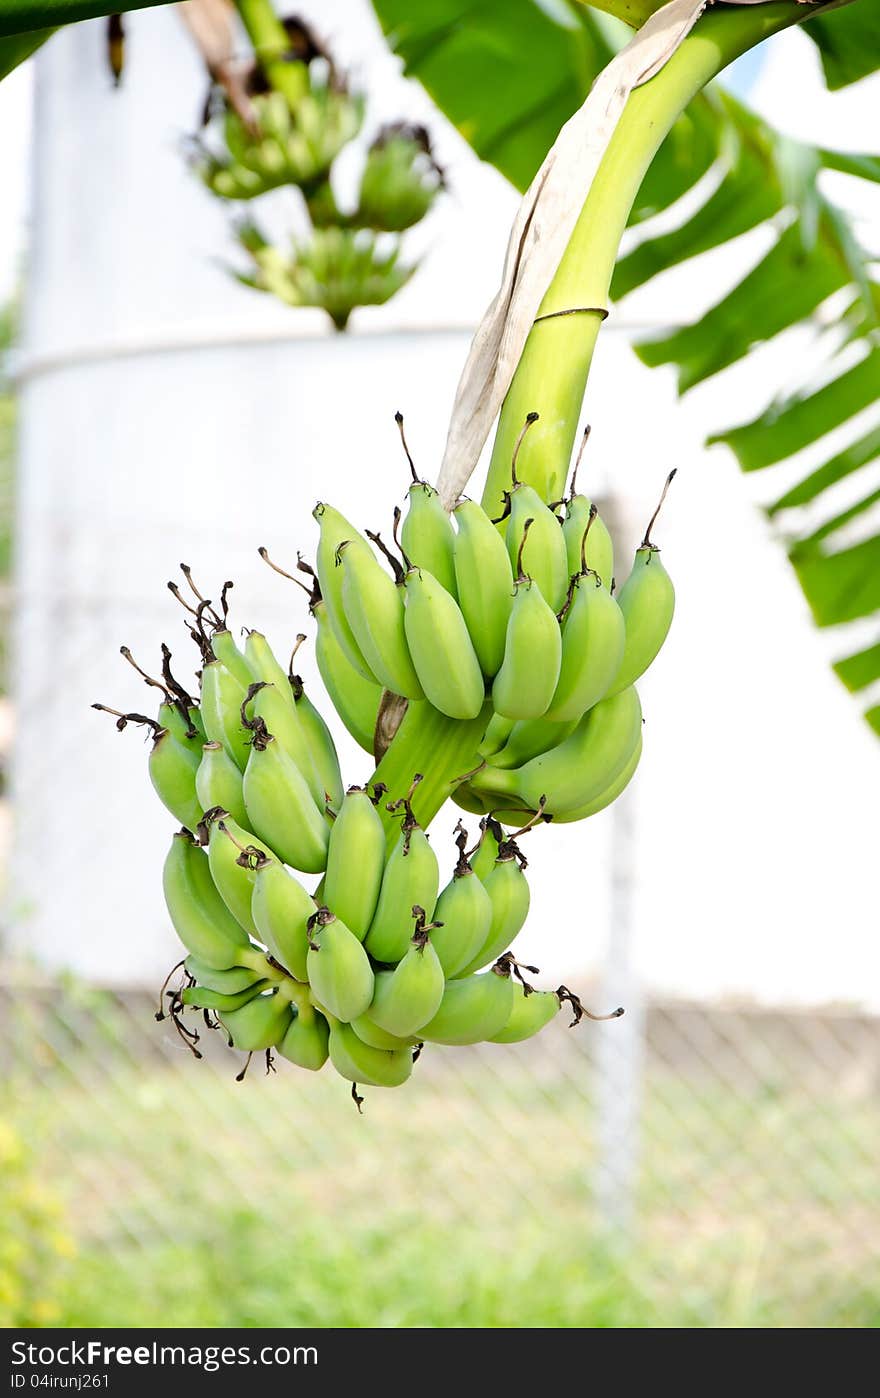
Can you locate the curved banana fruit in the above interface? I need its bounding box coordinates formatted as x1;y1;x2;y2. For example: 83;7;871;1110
220;986;294;1052
470;818;503;882
349;1014;414;1052
544;571;625;723
506;483;568;613
327;1016;413;1088
362;911;445;1038
419;964;515;1045
315;597;382;754
244;681;324;808
313;501;378;681
452;499;514;678
488;715;578;770
606;546;675;696
181;980;269;1012
243;630;294;696
456;843;531;976
324;786;386;939
211;628;256;691
277;987;330;1072
159;700;205;749
148;728;203;832
471;686;642;818
430;831;493;977
490;985;561;1043
401;481;458;598
479;711;516;759
290;671;345;812
305;907;375;1023
403;569;485;720
339;541;423;699
196;742;249;829
492;573;562;720
550;731;642;823
364;813;440;964
205;813;272;936
242;733;330;874
184;955;272;994
250;854;316;980
200;660;251;772
563;496;613;590
163;832;260;971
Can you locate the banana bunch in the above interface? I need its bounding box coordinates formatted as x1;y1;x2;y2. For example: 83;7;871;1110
190;18;443;335
354;124;445;233
237;226;414;333
307;417;675;825
198;85;364;203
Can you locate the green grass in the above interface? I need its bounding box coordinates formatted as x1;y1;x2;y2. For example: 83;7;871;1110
4;989;880;1328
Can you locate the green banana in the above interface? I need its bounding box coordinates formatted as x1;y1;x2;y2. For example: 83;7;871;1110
326;1016;413;1088
502;419;569;613
250;854;316;980
607;471;676;696
181;980;269;1012
196;742;248;829
162;832;261;971
399;444;458;597
430;826;493;977
211;628;256;690
470;817;503;882
205;813;272;937
339;540;423;699
184;955;272;994
456;839;531;976
277;986;330;1071
419;964;515;1045
364;802;440;963
452;499;514;677
349;1014;415;1051
243;630;294;696
313;501;378;681
290;662;346;811
490;985;561;1043
324;785;387;939
471;686;642;818
306;907;375;1023
479;711;516;759
403;568;485;720
544;518;626;722
362;908;445;1038
243;681;324;807
492;521;562;721
315;597;382;754
159;701;205;748
200;660;251;772
558;425;614;588
488;715;578;770
551;731;642;823
607;547;675;696
242;730;330;874
220;986;294;1052
148;727;203;832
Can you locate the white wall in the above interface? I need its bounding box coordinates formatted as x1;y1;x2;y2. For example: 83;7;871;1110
9;5;880;1007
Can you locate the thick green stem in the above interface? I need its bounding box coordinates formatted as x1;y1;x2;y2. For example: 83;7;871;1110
235;0;308;108
371;700;493;849
481;1;812;516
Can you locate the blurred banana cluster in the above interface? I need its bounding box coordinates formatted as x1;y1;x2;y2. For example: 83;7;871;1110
188;14;444;329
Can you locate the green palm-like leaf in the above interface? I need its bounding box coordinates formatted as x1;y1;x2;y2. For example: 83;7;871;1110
371;0;880;734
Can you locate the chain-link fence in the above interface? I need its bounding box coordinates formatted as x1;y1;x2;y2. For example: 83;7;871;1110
2;962;877;1327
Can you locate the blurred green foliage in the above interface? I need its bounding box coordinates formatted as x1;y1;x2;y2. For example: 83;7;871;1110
0;1117;75;1326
